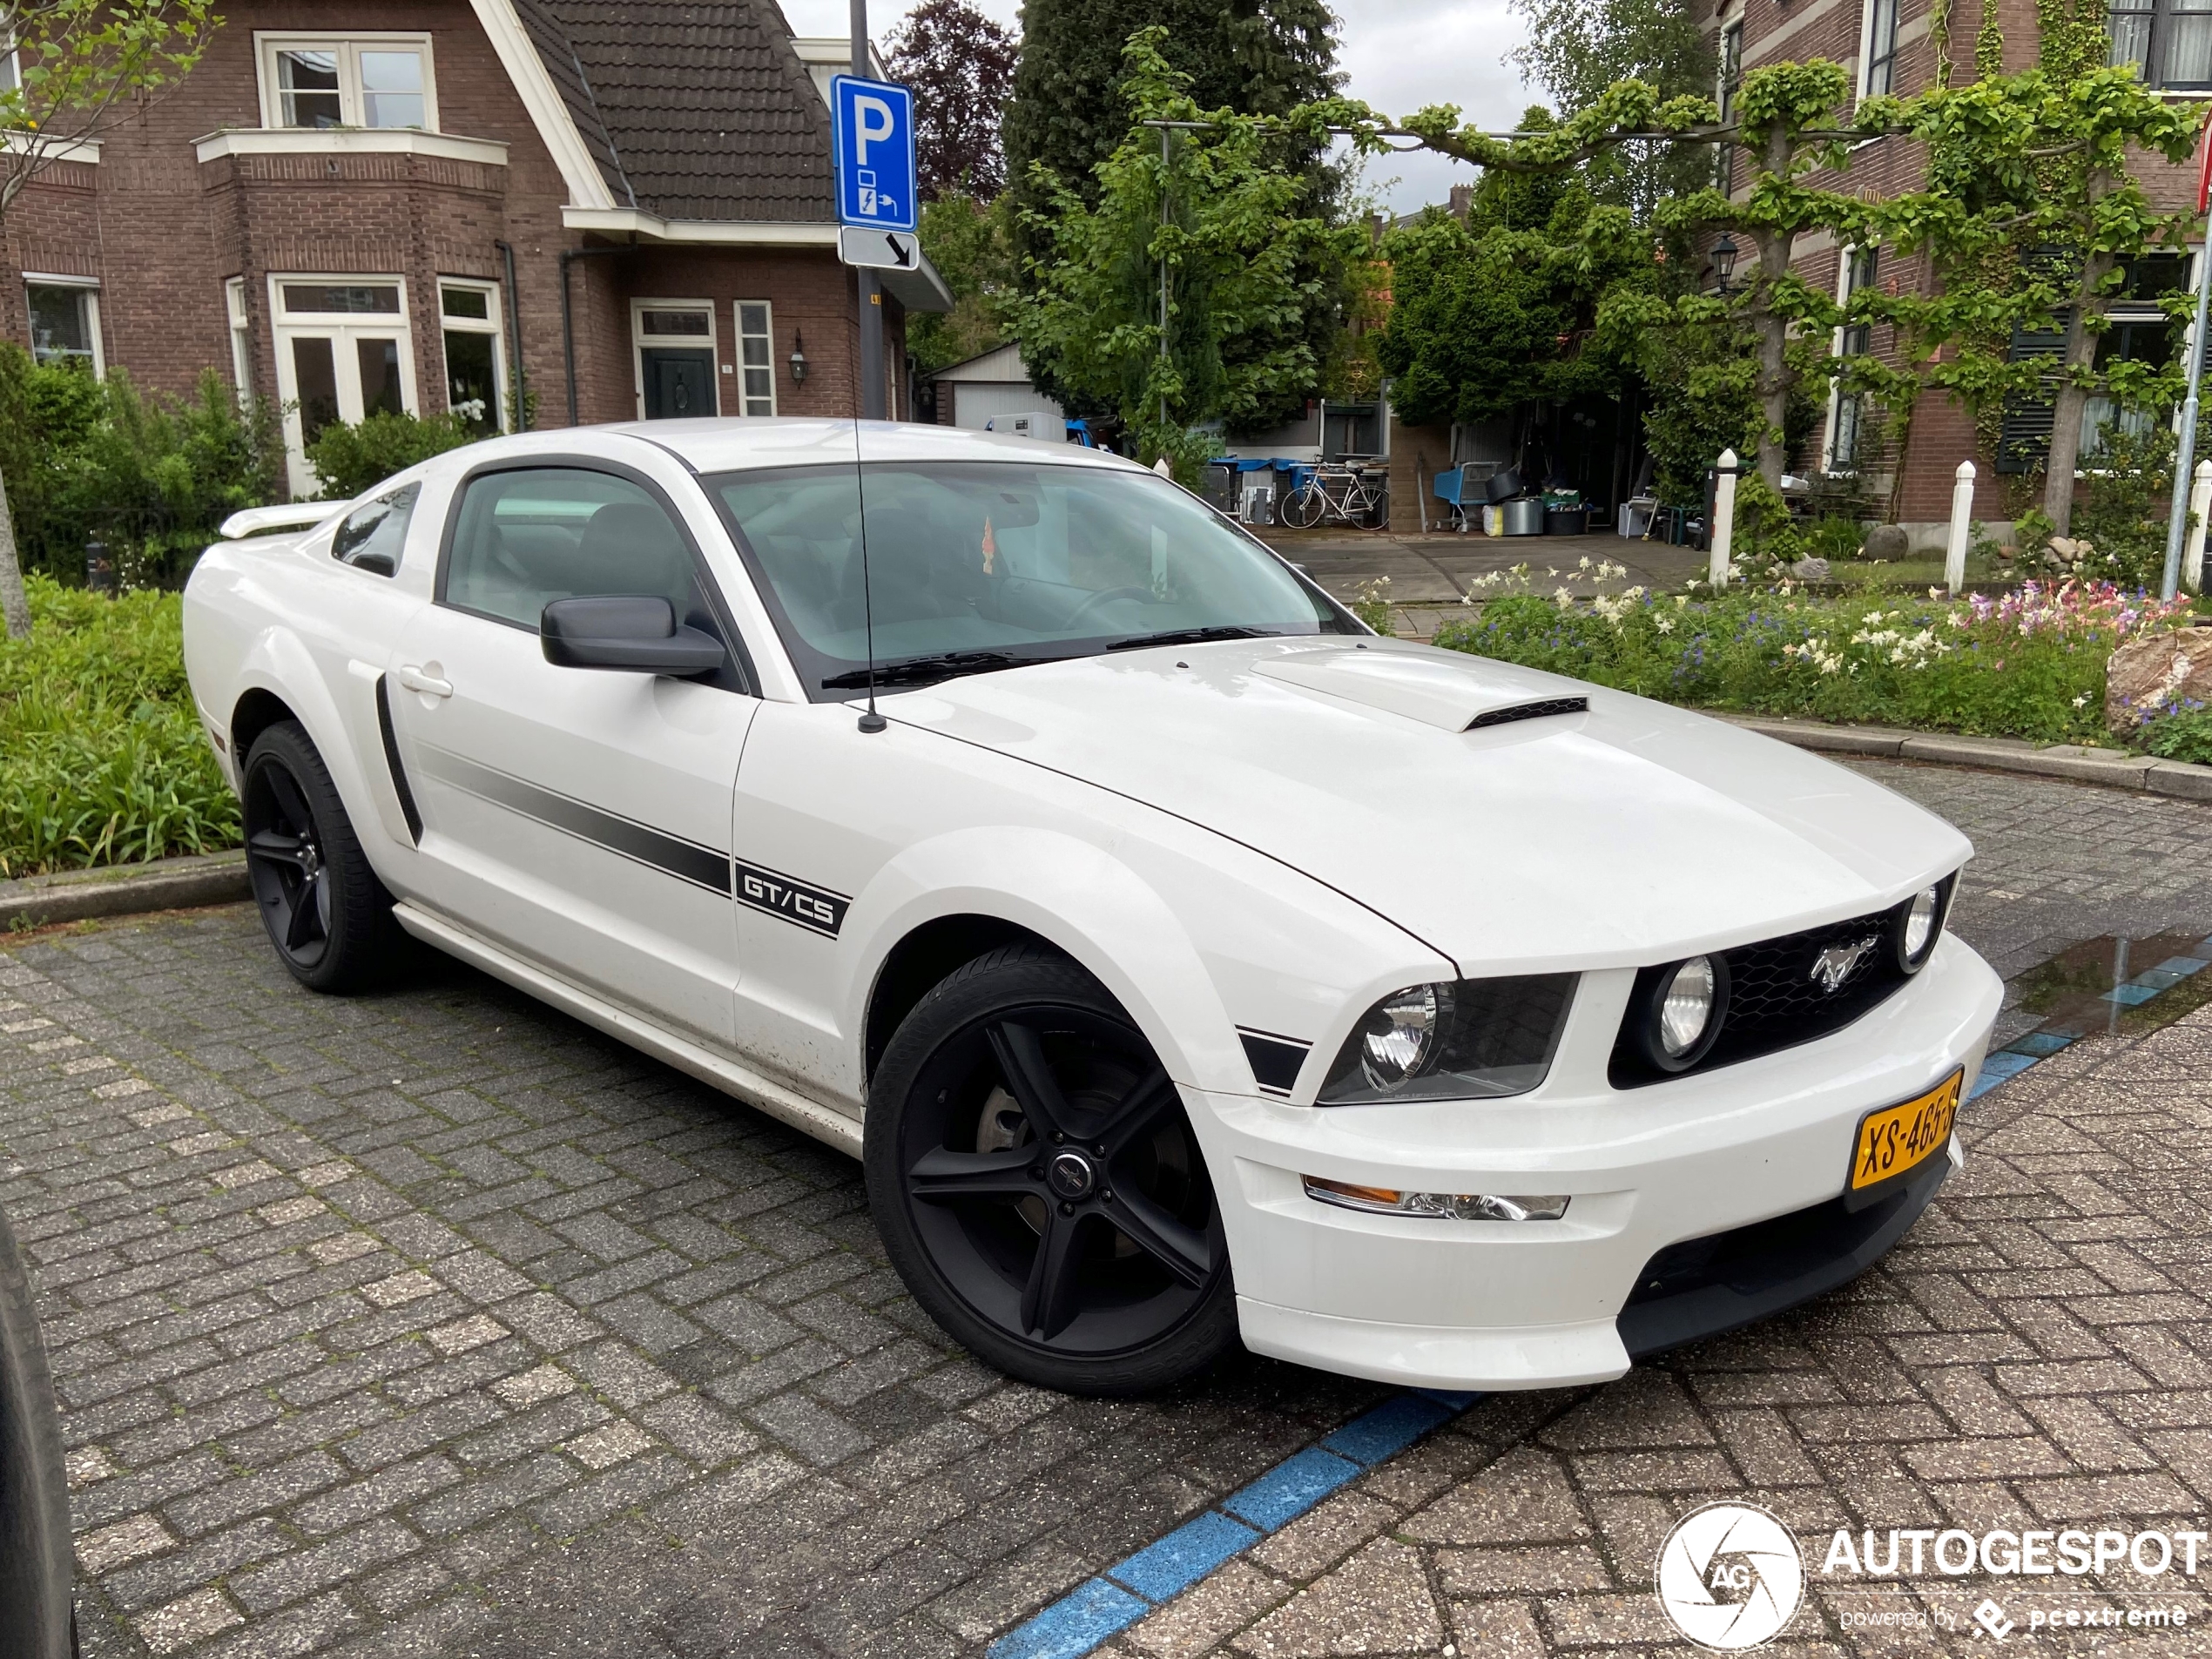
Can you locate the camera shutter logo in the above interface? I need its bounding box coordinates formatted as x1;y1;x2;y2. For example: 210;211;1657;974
1656;1502;1805;1650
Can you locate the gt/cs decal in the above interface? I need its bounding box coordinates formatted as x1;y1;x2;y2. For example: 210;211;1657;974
733;860;850;937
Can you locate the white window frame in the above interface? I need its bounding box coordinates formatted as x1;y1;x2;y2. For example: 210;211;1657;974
733;300;777;416
1856;0;1901;100
0;35;18;99
255;32;438;132
631;299;720;420
1822;249;1873;472
268;273;418;498
24;273;103;376
225;276;253;405
438;278;509;435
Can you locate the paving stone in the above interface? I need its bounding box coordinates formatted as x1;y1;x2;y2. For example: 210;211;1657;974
11;765;2212;1656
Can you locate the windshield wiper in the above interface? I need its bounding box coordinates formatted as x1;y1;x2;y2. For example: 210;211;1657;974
1105;625;1269;651
820;650;1035;691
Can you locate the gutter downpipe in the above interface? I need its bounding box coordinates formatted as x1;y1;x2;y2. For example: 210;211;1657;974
560;244;638;428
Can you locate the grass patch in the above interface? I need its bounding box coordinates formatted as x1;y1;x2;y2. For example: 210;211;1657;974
1434;578;2190;747
0;576;239;878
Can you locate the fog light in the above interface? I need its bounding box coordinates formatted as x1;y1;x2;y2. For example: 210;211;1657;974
1303;1176;1568;1221
1898;883;1943;971
1660;956;1717;1056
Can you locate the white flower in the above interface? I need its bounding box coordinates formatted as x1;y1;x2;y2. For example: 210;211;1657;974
1554;587;1575;608
2073;693;2089;708
1655;615;1676;634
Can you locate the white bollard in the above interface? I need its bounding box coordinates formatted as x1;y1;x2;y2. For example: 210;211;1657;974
1944;460;1975;596
1709;448;1738;588
2187;458;2211;595
1152;455;1173;478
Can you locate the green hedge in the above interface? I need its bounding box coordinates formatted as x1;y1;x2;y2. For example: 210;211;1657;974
0;577;237;879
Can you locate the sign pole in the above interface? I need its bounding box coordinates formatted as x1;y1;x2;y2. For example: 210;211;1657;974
2161;114;2212;602
852;0;887;421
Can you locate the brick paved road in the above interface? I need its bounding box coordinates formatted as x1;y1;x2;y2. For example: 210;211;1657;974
3;760;2209;1658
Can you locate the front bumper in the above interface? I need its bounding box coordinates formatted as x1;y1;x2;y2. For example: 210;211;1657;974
1197;934;2001;1389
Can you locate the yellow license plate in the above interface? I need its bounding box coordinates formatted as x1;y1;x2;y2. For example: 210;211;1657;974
1850;1070;1961;1192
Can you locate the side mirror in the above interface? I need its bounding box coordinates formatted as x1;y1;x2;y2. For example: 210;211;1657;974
541;596;725;676
348;552;396;577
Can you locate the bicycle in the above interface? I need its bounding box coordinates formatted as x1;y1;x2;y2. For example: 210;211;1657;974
1280;463;1390;529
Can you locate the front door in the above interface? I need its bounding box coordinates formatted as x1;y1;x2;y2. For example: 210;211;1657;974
641;348;716;419
383;459;756;1042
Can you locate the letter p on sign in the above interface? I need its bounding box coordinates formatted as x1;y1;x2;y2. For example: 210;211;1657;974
832;75;917;233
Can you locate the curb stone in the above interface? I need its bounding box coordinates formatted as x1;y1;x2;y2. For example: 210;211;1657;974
1712;713;2212;800
6;713;2210;938
0;849;249;932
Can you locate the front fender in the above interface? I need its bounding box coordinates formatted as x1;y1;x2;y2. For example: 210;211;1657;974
846;826;1243;1096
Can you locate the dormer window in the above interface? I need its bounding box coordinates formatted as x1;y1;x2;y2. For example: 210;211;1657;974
257;35;435;131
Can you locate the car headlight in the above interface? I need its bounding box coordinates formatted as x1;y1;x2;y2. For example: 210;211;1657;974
1625;954;1730;1074
1318;974;1576;1104
1894;876;1951;973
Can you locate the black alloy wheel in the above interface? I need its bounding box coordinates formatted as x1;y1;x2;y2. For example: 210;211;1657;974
241;722;405;993
866;948;1238;1395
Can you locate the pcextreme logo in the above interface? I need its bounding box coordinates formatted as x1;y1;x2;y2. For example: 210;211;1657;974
1656;1502;1808;1650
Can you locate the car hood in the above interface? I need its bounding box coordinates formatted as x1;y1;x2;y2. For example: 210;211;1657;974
882;637;1972;974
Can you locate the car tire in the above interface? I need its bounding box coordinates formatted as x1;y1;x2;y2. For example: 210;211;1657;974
0;1204;74;1659
865;946;1239;1396
241;721;407;994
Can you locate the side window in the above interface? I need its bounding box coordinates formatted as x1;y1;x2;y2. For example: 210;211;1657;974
332;482;418;574
442;466;715;635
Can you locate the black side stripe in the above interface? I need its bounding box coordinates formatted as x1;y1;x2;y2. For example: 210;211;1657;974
1237;1028;1313;1096
418;747;732;894
374;675;423;844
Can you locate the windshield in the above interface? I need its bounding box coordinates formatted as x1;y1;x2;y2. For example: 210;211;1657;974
707;461;1349;696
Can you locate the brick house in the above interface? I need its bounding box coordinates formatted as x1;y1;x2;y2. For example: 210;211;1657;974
1;1;950;498
1696;0;2202;541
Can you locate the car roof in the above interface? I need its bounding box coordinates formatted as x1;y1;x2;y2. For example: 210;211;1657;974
594;417;1149;475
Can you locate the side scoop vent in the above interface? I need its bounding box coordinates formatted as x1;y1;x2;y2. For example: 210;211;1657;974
1465;696;1588;732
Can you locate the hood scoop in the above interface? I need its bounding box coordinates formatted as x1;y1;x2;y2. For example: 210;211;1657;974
1251;648;1588;733
1467;696;1589;732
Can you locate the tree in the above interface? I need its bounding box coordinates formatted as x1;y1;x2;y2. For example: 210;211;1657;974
884;0;1019;199
1011;30;1359;477
0;0;216;637
1003;0;1342;423
909;188;1016;375
1378;154;1649;430
1507;0;1711;214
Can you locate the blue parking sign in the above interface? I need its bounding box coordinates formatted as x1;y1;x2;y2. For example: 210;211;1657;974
831;75;917;233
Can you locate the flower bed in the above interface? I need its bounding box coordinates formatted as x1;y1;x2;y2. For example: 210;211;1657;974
1433;575;2197;750
1;577;238;879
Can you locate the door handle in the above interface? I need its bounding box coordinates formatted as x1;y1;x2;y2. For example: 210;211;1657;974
397;664;452;698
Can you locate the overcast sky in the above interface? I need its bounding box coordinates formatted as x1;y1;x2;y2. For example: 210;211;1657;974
775;0;1536;214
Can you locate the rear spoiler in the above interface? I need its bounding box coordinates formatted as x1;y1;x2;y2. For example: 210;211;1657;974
219;502;335;540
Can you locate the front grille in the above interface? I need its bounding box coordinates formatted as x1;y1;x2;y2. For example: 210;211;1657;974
1609;894;1924;1088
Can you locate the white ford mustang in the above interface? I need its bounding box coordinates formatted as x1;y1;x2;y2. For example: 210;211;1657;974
182;421;2001;1396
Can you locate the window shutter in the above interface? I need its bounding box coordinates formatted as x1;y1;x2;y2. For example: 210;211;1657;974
1995;324;2068;475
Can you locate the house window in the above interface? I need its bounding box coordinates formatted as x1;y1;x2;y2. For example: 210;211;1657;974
1861;0;1902;97
226;277;253;402
0;37;17;98
270;275;416;497
26;281;101;373
1718;22;1743;120
1996;254;2187;472
258;36;435;131
440;281;506;437
2109;0;2212;86
735;301;776;415
2081;254;2186;460
1828;248;1879;471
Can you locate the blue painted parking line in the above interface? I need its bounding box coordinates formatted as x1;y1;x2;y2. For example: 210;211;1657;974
987;1392;1474;1659
1967;934;2212;1102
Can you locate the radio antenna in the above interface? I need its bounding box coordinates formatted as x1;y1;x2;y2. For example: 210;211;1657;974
853;266;886;734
